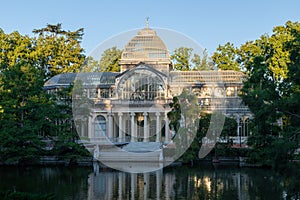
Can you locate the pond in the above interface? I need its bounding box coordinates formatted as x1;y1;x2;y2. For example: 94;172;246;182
0;163;299;200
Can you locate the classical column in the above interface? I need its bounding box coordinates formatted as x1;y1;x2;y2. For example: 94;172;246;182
236;115;242;147
131;112;135;142
156;170;162;199
107;173;113;200
108;113;113;141
165;174;170;200
234;86;238;97
118;112;123;142
156;112;161;142
131;173;136;200
88;115;94;139
143;112;148;142
143;173;149;200
80;121;84;137
164;113;169;143
97;88;101;99
118;172;123;200
242;117;246;137
87;89;90;99
236;115;240;137
121;115;126;142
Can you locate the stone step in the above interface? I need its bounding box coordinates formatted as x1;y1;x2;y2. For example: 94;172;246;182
91;142;164;162
122;142;162;152
98;149;162;162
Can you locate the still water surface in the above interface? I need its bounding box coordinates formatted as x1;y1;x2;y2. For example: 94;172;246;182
0;163;299;200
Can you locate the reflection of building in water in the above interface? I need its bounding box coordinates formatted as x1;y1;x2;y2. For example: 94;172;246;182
87;169;175;200
44;23;252;160
87;167;254;199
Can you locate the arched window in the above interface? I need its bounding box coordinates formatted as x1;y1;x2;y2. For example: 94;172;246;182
117;68;165;101
94;115;106;137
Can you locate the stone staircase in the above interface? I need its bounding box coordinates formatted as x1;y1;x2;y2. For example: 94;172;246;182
97;142;163;162
122;142;162;152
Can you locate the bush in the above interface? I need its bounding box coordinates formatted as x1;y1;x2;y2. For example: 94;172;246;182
0;190;55;200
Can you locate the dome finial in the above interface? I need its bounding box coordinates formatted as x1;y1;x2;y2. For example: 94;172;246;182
146;17;149;29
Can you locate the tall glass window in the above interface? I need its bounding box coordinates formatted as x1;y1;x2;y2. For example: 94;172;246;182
118;69;165;101
94;115;106;137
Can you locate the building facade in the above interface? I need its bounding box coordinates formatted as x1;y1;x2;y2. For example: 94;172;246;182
44;26;251;158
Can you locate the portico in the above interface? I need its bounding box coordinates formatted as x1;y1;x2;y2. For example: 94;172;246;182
92;110;171;144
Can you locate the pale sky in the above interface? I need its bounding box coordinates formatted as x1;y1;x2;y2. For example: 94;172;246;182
1;0;299;56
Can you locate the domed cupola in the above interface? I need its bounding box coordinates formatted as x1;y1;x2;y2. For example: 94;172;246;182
119;19;171;73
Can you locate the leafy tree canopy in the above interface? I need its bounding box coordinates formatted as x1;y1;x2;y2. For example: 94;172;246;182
98;47;122;72
238;21;300;168
33;23;85;77
212;42;240;71
171;47;213;71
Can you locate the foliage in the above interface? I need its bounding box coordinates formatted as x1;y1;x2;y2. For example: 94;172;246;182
168;88;200;131
168;88;201;163
212;42;240;71
171;47;213;71
171;47;192;71
168;89;237;162
221;115;237;138
0;190;55;200
33;23;85;78
0;23;85;79
239;21;300;168
0;61;49;164
191;49;214;70
81;56;100;72
168;96;181;133
198;112;238;158
247;136;297;169
0;26;90;164
213;143;248;157
98;47;122;72
50;85;91;161
81;47;122;72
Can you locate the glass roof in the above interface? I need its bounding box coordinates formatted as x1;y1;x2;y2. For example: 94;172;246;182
44;72;119;88
121;28;170;61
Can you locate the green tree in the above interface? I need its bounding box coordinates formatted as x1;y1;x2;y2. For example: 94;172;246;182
33;23;85;78
212;42;240;71
191;49;214;70
81;56;100;72
0;61;48;164
0;31;37;70
50;85;91;163
239;21;300;168
0;30;53;164
98;46;122;72
221;116;237;139
195;111;242;159
0;28;90;164
171;47;213;71
171;47;193;71
168;88;201;163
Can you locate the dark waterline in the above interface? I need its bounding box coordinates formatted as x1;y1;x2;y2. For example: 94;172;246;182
0;164;299;200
